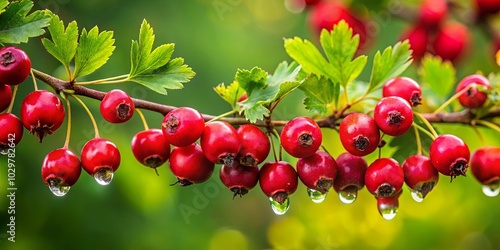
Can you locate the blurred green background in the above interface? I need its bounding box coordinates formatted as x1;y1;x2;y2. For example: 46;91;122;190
1;0;500;249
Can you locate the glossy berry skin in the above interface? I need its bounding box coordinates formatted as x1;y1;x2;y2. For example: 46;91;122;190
20;90;65;142
0;113;23;152
365;158;404;198
374;96;414;137
429;134;470;180
470;146;500;185
236;124;270;166
402;155;439;198
432;22;470;63
0;84;12;112
169;143;215;186
475;0;500;16
100;89;134;123
131;129;170;171
41;148;81;189
220;162;259;198
0;46;31;86
81;138;121;175
259;161;298;204
297;151;337;194
383;77;422;107
280;116;322;159
162;107;205;147
418;0;447;28
339;113;380;157
333;152;368;193
401;25;429;61
456;74;491;109
201;121;241;165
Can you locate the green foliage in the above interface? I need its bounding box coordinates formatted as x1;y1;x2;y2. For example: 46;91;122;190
214;81;245;110
419;55;456;98
41;15;78;69
299;74;338;115
73;27;115;79
0;0;51;44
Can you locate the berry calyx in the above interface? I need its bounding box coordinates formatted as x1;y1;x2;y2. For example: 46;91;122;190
456;74;491;109
280;116;322;159
365;158;404;198
162;107;205;147
0;113;23;153
220;162;259;198
429;134;470;181
200;121;241;165
333;152;368;203
20;90;65;142
339;113;380;156
0;84;12;112
296;151;337;194
0;46;31;86
432;22;470;63
41;148;81;196
418;0;447;28
131;129;170;174
236;124;270;166
100;89;135;123
383;77;422;107
402;155;439;201
259;161;298;204
80;138;121;185
169;143;215;186
374;96;414;137
470;146;500;185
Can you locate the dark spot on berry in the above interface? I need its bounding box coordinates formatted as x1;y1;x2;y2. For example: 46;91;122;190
170;178;193;187
353;135;369;151
221;154;236;166
30;120;55;143
239;155;256;167
376;183;396;197
272;192;289;205
316;179;333;193
387;111;404;126
144;156;164;169
449;158;468;182
117;103;131;120
230;187;249;199
419;181;436;198
163;115;180;133
298;132;313;147
1;52;15;67
410;91;422;106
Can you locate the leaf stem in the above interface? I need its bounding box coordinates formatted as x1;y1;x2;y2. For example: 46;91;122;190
63;97;72;149
75;74;130;85
414;112;438;139
135;108;149;131
71;94;100;138
432;85;473;115
6;85;18;114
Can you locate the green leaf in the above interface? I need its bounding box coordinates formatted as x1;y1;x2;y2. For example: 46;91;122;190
284;37;334;79
128;57;195;95
299;74;337;115
270;61;302;101
0;0;51;44
73;26;115;79
418;55;456;98
0;0;9;15
214;81;244;109
368;40;412;93
41;15;78;69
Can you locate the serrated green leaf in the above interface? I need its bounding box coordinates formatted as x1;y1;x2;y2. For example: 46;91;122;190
419;55;456;98
236;67;268;94
368;41;412;93
73;26;115;79
284;37;334;79
41;15;78;70
270;61;302;101
0;0;51;44
299;74;336;115
128;57;195;95
214;81;244;109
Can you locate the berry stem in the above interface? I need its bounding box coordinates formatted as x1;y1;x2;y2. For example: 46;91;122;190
6;85;18;113
205;109;237;124
474;120;500;133
71;94;100;138
413;125;423;156
135;108;149;130
412;123;436;140
75;74;130;85
63;97;72;149
414;112;439;138
470;123;486;147
30;69;39;91
432;85;473;116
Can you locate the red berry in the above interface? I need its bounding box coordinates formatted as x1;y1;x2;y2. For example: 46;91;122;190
237;93;248;102
456;74;491;109
131;129;170;173
0;46;31;86
432;22;470;63
296;151;337;194
200;121;241;165
169;143;215;186
429;134;470;181
81;138;121;185
220;162;259;198
376;189;402;220
0;113;23;153
402;155;439;200
475;0;500;16
236;124;270;166
41;148;81;196
374;96;414;137
470;146;500;185
418;0;447;27
333;152;368;200
365;158;404;198
339;113;380;156
401;25;429;61
383;77;422;107
162;107;205;147
0;84;12;112
280;116;322;158
100;89;134;123
259;161;298;204
20;90;65;142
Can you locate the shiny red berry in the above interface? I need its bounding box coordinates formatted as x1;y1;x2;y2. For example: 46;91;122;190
333;152;368;200
200;121;241;165
131;129;170;173
0;46;31;86
470;146;500;185
339;113;380;156
402;155;439;200
169;143;215;186
220;162;259;198
81;138;121;185
20;90;65;142
259;161;298;205
280;116;322;159
432;22;470;63
475;0;500;16
383;77;422;107
162;107;205;147
429;134;470;181
100;89;134;123
236;124;270;166
456;74;491;109
41;148;81;196
365;158;404;198
296;151;337;194
0;113;23;153
374;96;414;137
401;25;429;61
418;0;447;27
0;84;12;112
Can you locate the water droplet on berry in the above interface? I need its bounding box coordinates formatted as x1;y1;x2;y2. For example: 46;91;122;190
482;183;500;197
338;189;357;204
307;188;327;203
269;196;290;215
48;183;70;197
410;189;424;202
93;168;114;185
378;204;398;220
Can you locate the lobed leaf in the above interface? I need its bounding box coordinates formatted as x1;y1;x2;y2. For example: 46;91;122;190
41;15;78;71
214;81;244;109
73;26;115;79
418;55;456;98
0;0;51;44
299;74;337;115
